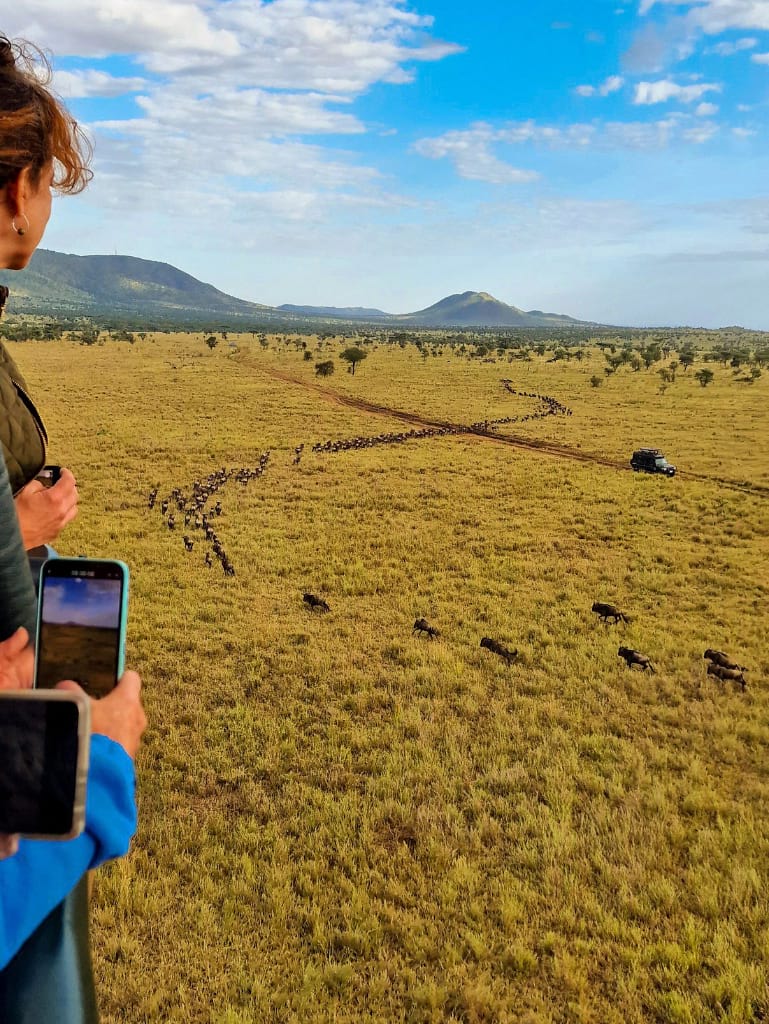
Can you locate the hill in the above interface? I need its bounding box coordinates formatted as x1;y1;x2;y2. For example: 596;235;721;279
0;249;273;319
278;304;389;320
397;290;598;328
0;251;600;328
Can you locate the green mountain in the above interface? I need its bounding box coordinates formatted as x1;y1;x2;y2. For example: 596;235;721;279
0;251;600;328
0;249;272;319
397;291;595;328
278;304;389;320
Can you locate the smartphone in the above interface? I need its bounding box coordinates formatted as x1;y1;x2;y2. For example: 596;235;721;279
34;559;129;698
0;690;90;839
34;465;62;489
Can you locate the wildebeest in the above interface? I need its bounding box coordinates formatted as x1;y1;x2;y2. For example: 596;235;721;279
183;535;193;552
480;637;517;665
592;602;629;624
706;663;747;691
618;646;654;672
303;593;330;613
413;618;439;639
703;649;745;672
204;552;213;568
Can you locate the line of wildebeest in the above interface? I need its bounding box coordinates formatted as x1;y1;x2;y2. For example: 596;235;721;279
302;597;748;692
308;384;572;456
149;382;571;571
148;452;271;576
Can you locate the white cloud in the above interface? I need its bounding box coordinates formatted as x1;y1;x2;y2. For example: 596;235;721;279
640;0;769;33
575;75;625;97
705;36;757;55
631;1;769;76
3;0;241;60
413;130;539;185
681;121;719;142
687;1;769;34
414;114;721;184
5;1;463;92
732;126;757;137
694;101;719;115
54;69;147;98
633;79;721;104
751;51;769;63
2;0;464;238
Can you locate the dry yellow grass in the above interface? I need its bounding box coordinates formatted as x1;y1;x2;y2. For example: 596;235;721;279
10;332;769;1023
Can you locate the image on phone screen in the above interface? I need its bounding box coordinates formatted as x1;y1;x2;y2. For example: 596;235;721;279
0;698;80;835
36;561;126;697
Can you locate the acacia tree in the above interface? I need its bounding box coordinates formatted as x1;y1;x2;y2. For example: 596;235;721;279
315;360;335;377
340;346;368;375
679;348;696;371
695;368;714;387
205;335;218;350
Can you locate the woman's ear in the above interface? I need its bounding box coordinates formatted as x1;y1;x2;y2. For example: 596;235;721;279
1;167;31;218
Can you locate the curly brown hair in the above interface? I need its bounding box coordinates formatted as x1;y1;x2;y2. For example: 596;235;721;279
0;35;92;194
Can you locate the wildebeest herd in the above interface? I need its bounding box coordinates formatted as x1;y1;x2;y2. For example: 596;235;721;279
298;600;748;690
149;380;569;569
148;452;270;575
590;602;747;688
146;375;750;693
311;384;572;455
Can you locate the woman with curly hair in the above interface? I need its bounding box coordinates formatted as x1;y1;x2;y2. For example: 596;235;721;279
0;35;147;1020
0;33;87;547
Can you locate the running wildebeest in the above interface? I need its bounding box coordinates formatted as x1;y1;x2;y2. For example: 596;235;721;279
183;535;194;552
706;663;747;691
413;618;439;639
592;602;629;624
703;649;745;672
618;646;654;672
303;593;330;613
480;637;517;665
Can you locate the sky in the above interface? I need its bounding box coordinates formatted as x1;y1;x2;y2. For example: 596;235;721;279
42;577;122;628
5;0;769;327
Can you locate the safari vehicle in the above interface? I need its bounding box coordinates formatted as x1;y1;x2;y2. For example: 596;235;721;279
630;448;676;476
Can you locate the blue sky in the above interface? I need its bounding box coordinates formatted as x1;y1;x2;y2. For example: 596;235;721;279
42;577;122;628
7;1;769;325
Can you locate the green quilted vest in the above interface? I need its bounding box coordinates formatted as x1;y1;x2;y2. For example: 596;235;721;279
0;338;48;495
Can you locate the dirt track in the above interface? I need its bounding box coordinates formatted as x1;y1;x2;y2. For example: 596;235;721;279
264;368;769;498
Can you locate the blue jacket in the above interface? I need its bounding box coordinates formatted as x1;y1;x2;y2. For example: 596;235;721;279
0;733;137;969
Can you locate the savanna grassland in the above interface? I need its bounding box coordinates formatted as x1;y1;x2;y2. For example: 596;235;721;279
11;331;769;1024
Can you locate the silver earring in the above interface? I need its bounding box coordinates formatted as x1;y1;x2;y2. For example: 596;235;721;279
12;215;30;237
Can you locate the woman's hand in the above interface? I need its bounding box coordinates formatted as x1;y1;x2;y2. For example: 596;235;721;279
0;626;34;691
14;468;78;550
0;627;34;860
56;672;147;761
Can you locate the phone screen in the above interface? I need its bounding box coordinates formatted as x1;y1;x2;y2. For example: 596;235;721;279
36;561;126;698
0;698;80;835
